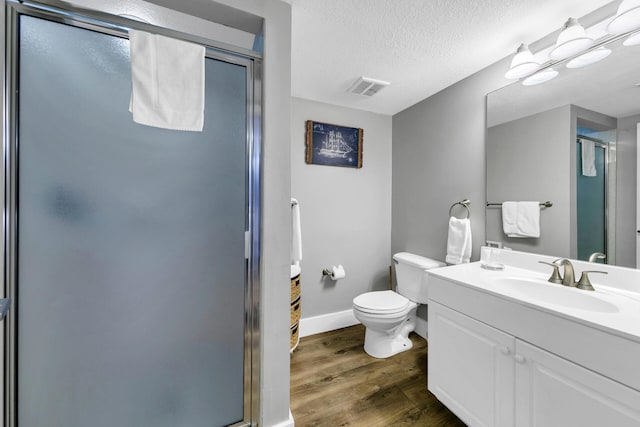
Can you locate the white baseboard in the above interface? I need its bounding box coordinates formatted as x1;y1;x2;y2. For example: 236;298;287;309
415;316;428;340
299;309;360;337
269;410;295;427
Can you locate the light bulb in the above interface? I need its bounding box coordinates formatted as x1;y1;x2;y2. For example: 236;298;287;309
566;47;612;68
607;0;640;34
522;68;558;86
505;44;540;79
549;18;593;60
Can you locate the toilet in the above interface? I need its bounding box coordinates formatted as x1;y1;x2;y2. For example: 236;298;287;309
352;252;445;358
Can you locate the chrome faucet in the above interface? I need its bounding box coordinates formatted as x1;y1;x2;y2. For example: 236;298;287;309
539;258;576;286
588;252;606;263
539;258;607;291
554;258;576;287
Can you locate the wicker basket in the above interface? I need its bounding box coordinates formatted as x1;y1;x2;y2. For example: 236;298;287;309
290;274;301;301
290;322;300;350
290;297;301;326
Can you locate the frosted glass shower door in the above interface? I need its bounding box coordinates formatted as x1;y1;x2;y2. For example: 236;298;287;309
577;141;606;261
15;15;249;427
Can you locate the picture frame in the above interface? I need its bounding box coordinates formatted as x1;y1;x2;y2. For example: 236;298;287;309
305;120;363;168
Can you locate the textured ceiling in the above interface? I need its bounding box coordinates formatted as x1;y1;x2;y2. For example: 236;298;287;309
291;0;616;115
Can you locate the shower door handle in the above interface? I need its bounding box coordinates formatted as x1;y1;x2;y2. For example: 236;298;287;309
0;298;10;321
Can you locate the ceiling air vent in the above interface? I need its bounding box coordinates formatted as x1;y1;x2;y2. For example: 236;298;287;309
347;77;390;96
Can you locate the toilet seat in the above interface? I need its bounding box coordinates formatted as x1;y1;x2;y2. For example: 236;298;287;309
353;290;410;315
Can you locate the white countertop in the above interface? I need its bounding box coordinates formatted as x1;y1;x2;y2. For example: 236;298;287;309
428;261;640;344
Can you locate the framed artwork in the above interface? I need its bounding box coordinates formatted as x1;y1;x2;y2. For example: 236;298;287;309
305;120;363;168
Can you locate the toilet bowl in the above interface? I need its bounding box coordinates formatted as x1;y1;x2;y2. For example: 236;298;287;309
352;252;445;358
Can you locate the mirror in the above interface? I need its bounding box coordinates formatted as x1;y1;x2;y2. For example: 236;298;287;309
486;30;639;268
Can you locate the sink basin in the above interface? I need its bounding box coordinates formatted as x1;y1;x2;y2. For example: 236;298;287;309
492;277;619;313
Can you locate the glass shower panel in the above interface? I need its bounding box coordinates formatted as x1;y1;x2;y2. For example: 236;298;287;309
18;16;247;427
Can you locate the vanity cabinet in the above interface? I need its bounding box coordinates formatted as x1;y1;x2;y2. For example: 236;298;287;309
428;301;514;427
429;301;640;427
515;339;640;427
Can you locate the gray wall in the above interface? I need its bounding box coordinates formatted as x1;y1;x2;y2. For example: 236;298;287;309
617;114;639;268
249;2;292;425
391;63;507;326
291;97;392;318
391;60;507;264
486;106;572;256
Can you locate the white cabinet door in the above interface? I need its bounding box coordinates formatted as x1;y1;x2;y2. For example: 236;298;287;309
515;340;640;427
428;301;515;427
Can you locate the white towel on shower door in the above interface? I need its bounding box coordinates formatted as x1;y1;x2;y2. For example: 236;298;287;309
445;217;471;265
129;30;205;131
581;139;597;176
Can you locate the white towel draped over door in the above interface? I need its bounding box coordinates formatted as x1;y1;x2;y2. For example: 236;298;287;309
581;139;597;177
129;30;205;131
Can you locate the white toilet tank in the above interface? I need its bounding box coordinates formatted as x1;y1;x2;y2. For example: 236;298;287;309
393;252;445;303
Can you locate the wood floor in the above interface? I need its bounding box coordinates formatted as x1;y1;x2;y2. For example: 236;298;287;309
290;325;466;427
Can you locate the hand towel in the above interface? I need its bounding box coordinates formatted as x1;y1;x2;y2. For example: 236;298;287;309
581;139;597;176
291;198;302;266
502;201;540;238
129;30;205;131
501;201;519;237
445;217;472;265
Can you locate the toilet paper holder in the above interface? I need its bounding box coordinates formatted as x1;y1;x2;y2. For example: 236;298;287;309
322;265;346;280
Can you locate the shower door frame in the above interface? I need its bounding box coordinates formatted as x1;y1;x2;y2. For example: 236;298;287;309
576;135;610;263
2;1;263;426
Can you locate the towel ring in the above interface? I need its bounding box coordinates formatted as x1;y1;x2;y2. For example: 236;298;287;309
449;200;470;219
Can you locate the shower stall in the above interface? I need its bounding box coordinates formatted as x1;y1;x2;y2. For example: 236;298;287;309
576;136;608;262
3;2;261;426
576;131;616;265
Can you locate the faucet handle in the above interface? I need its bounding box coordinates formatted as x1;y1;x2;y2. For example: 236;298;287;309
576;270;608;291
538;261;563;284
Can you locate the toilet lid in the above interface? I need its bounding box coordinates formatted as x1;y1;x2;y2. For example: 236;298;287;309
353;290;410;314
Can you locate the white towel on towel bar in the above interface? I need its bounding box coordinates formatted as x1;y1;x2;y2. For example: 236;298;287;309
291;198;302;266
502;201;540;238
445;217;471;265
129;30;205;131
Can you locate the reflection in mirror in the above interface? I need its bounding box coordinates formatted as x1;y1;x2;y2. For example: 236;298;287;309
486;34;639;269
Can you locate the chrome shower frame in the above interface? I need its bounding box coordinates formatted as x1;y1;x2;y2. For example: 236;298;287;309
2;1;262;426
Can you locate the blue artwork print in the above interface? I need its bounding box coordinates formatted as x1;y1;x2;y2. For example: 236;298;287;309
305;121;363;168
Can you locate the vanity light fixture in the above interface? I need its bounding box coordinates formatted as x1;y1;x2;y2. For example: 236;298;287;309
606;0;640;34
522;68;558;86
566;47;612;68
507;9;640;86
504;43;540;79
549;18;593;60
623;31;640;45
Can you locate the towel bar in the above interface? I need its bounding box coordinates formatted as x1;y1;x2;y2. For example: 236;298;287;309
486;201;552;208
449;199;470;219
